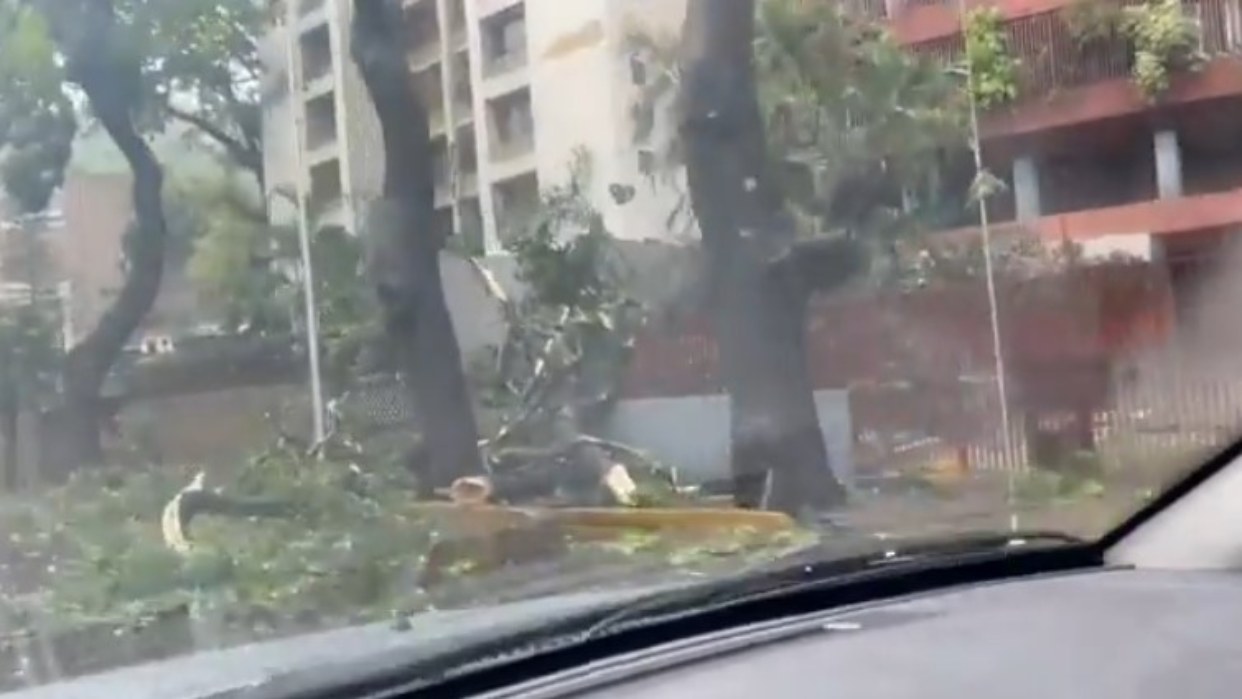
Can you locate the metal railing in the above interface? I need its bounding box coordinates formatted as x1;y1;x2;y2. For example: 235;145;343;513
908;0;1242;104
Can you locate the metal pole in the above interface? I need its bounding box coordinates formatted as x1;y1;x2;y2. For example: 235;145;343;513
959;0;1017;529
282;5;327;444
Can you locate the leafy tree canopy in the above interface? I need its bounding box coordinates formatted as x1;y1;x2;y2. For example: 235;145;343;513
628;0;970;259
0;0;266;216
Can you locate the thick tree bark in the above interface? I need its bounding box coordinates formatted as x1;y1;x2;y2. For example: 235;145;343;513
350;0;483;493
43;0;169;468
679;0;847;514
1;393;17;491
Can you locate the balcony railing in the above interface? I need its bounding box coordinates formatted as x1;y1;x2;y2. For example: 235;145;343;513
452;81;474;116
408;38;442;68
483;49;528;78
845;0;890;20
428;108;447;134
301;58;332;87
909;0;1242;105
491;133;535;162
450;27;468;50
305;125;336;152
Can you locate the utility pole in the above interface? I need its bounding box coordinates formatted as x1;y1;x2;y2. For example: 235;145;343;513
959;0;1016;529
282;2;327;445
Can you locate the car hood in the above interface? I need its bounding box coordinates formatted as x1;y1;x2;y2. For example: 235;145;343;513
4;585;666;699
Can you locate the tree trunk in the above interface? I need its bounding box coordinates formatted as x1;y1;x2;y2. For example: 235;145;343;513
1;395;17;492
350;0;483;493
679;0;846;514
44;2;170;469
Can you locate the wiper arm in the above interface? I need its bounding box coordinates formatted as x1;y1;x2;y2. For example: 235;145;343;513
582;529;1086;641
255;529;1089;699
776;529;1084;567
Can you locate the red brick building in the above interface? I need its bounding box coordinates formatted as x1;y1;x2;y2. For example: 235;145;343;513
885;0;1242;354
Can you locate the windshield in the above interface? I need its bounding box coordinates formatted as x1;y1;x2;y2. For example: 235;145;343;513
0;0;1238;690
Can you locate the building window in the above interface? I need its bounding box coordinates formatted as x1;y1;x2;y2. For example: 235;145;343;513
488;87;535;161
305;92;337;150
638;149;657;176
629;54;648;86
493;173;540;243
482;4;527;77
404;1;441;57
299;25;332;85
459;199;484;254
309;159;343;209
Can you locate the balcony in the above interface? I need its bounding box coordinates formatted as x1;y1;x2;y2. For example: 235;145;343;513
296;0;328;30
317;199;349;229
488;137;536;183
454;99;475;125
309;159;344;217
493;173;540;244
452;80;474;123
490;133;535;162
483;48;528;79
450;27;469;52
906;0;1242;128
938;185;1242;251
487;86;534;168
481;4;528;78
404;0;442;69
458;171;480;198
299;25;333;88
1037;186;1242;240
433;170;479;206
434;185;452;208
304;92;338;157
428;108;447;136
408;41;443;71
477;0;523;19
982;57;1242;137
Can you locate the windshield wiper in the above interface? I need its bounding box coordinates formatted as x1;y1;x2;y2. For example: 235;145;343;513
579;529;1086;641
242;529;1093;699
409;530;1089;691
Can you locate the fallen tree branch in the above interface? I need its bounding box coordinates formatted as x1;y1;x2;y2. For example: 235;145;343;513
161;473;293;554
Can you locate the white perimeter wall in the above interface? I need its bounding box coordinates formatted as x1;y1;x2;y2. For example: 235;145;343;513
604;391;856;490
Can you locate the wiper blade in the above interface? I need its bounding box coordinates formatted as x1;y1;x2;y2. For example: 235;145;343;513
250;529;1089;699
775;529;1084;568
582;529;1085;641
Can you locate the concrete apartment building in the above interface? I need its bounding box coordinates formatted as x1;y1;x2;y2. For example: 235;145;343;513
262;0;688;254
262;0;1242;344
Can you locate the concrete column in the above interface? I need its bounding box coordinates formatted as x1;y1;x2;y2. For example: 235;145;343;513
1013;155;1042;222
1155;129;1184;199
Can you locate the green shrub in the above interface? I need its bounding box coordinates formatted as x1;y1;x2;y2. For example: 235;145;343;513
965;7;1020;109
1124;0;1204;99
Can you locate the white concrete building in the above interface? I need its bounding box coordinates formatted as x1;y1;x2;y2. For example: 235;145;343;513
262;0;689;254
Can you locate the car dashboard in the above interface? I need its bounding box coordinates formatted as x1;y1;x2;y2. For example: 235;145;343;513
531;568;1242;699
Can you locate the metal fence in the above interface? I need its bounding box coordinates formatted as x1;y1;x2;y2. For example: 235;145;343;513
908;0;1242;104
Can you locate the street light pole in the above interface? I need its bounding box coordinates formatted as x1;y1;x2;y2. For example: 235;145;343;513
282;4;327;445
959;0;1016;529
